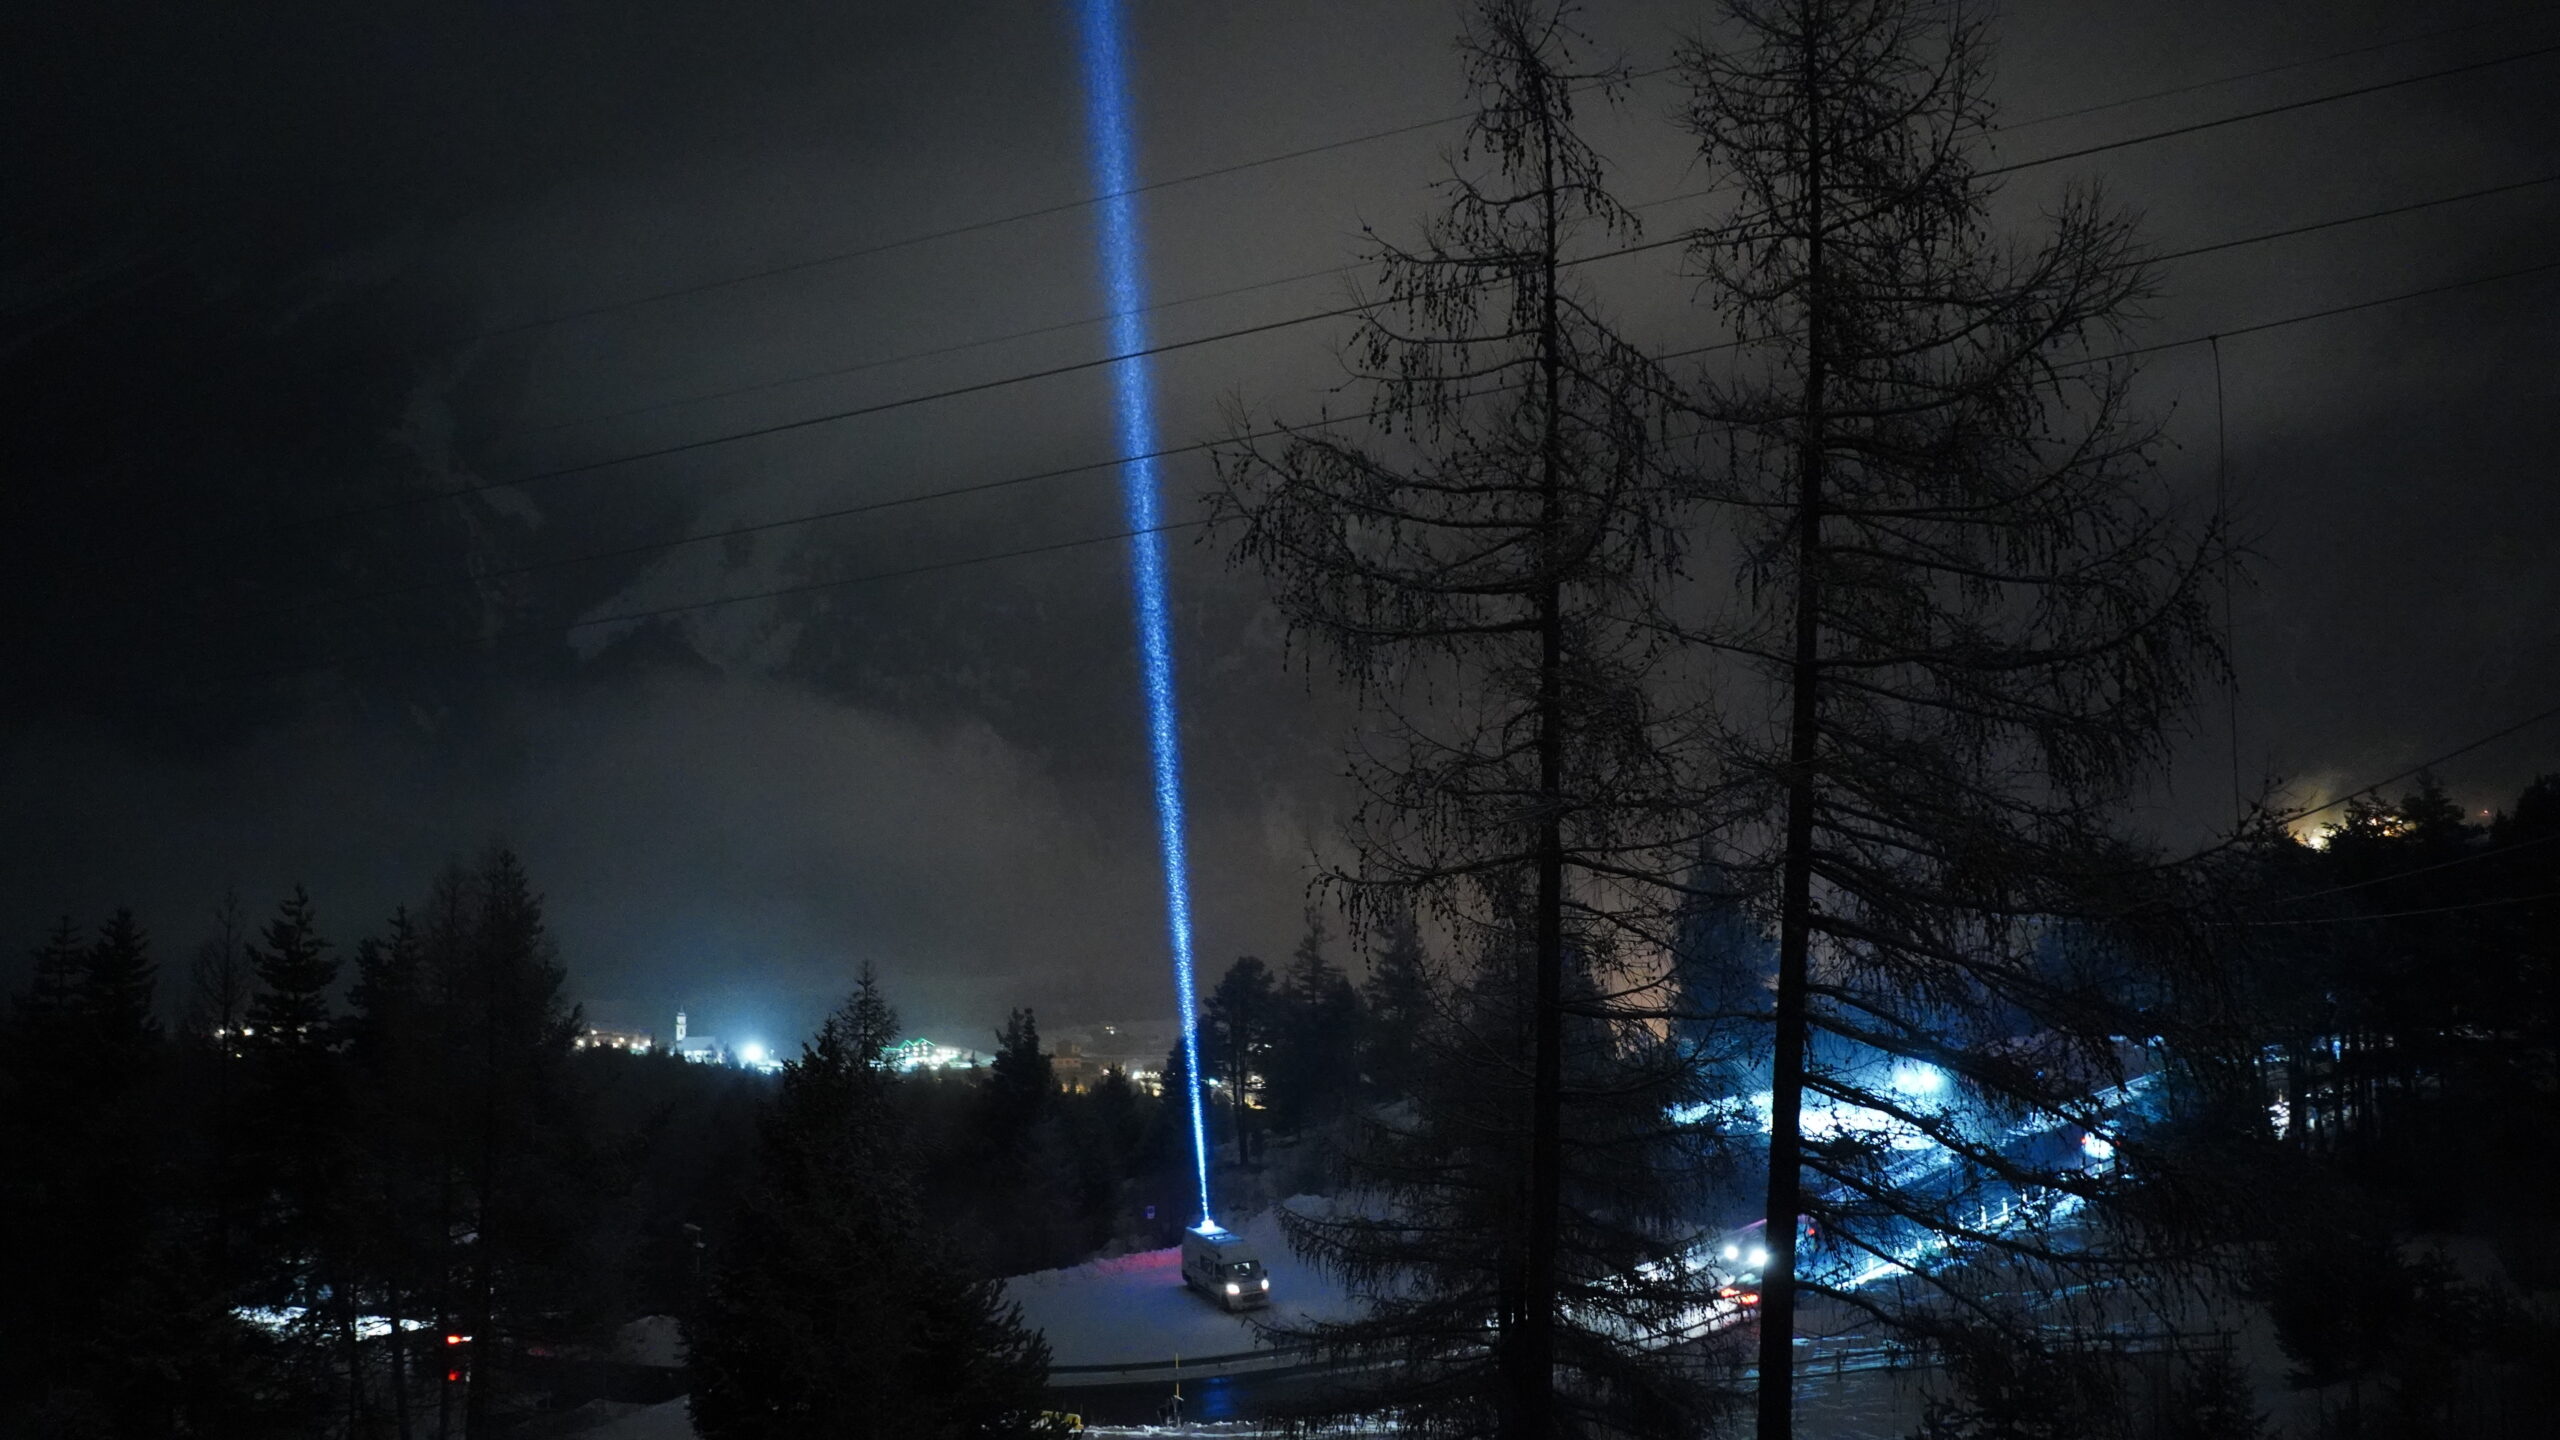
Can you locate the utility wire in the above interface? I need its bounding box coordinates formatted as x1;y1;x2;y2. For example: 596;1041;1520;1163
212;39;2560;552
129;183;2560;650
489;253;1366;443
2106;255;2560;362
478;9;2547;344
2271;699;2560;832
2226;887;2560;926
2146;693;2560;880
1998;9;2547;131
498;32;2560;447
2264;829;2560;908
491;181;1720;447
240;518;1213;684
475;67;1675;339
1976;40;2560;179
2212;336;2242;831
204;251;2560;684
507;160;2560;450
164;185;2560;643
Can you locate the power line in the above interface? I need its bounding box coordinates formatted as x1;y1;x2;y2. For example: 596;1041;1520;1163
489;182;1724;447
135;174;2560;653
213;231;1704;544
1998;9;2548;131
475;67;1675;340
2147;171;2560;265
246;517;1210;684
2118;255;2560;362
489;255;1363;444
2227;887;2560;926
499;26;2560;446
2265;829;2560;907
198;250;2560;684
476;10;2549;346
2273;699;2560;832
216;40;2560;553
500;160;2560;450
212;441;1222;633
1976;40;2560;179
168;191;2560;646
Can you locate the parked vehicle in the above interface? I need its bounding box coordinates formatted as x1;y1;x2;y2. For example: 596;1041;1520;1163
1179;1223;1272;1310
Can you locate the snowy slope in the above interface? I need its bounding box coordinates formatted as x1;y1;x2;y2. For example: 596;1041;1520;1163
582;1397;698;1440
1005;1204;1363;1366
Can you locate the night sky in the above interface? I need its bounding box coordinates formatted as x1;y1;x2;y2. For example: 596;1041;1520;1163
7;1;2557;1048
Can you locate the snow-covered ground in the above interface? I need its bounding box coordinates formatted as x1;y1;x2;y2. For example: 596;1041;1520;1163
582;1397;697;1440
1006;1203;1362;1367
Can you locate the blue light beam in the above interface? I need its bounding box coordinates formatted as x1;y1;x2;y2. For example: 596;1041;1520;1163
1074;0;1215;1230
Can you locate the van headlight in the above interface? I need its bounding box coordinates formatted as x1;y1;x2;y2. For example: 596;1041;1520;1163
1260;1278;1271;1291
1226;1282;1241;1296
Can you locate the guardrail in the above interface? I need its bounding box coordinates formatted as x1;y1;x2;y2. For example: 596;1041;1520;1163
1048;1344;1322;1388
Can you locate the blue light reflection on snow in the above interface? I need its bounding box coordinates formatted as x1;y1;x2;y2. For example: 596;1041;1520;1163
1667;1067;2159;1300
1074;0;1214;1231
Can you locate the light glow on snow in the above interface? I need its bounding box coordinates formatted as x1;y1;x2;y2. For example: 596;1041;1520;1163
1074;0;1213;1230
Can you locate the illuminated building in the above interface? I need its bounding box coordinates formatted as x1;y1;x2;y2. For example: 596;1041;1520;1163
574;1026;654;1054
670;1009;726;1066
886;1036;988;1073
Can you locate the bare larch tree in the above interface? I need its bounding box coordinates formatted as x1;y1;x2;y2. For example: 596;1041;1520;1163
1678;1;2230;1435
1214;3;1730;1434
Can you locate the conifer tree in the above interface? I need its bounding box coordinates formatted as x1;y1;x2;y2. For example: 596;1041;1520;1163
344;908;434;1432
187;889;255;1048
1359;914;1435;1104
15;915;84;1032
2;918;121;1428
1272;912;1361;1134
1206;956;1275;1164
242;886;349;1421
82;907;160;1054
450;848;584;1437
246;884;336;1047
985;1007;1054;1142
1285;924;1729;1438
689;967;1053;1439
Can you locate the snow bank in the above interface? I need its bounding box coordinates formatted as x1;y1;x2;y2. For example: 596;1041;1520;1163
581;1397;697;1440
1005;1201;1364;1366
614;1313;686;1369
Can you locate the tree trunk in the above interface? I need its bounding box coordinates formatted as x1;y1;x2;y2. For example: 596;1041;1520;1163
388;1285;415;1440
1759;17;1830;1439
339;1272;368;1439
466;951;503;1438
1511;86;1569;1440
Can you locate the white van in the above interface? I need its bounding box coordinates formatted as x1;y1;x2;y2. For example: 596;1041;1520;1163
1179;1223;1272;1310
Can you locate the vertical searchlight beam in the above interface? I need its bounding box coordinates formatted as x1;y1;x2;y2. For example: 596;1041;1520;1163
1074;0;1214;1231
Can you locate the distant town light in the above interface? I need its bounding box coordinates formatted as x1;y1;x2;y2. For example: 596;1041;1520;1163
739;1042;766;1066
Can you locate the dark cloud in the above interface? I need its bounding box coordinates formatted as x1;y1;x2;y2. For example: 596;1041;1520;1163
8;0;2558;1041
